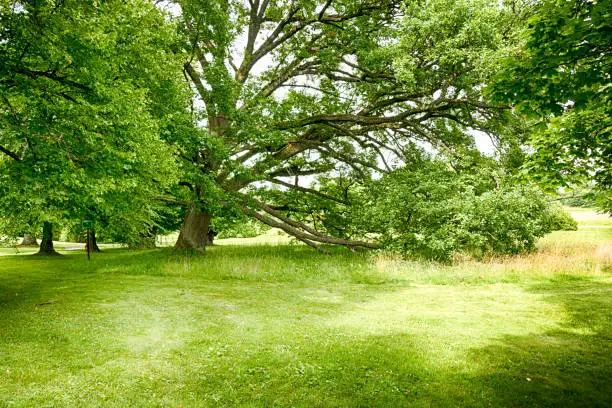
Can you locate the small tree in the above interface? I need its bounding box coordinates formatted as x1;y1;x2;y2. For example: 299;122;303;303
354;152;576;261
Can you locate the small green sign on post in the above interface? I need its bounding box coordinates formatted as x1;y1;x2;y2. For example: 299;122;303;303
82;220;93;229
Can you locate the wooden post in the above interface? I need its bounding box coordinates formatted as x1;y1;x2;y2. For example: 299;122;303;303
83;220;93;261
86;228;91;261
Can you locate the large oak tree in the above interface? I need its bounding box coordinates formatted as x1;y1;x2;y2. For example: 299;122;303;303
166;0;520;251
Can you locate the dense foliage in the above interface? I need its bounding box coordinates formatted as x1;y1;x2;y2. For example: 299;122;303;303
214;217;271;239
147;0;547;252
0;0;597;257
357;156;575;261
491;0;611;213
0;0;194;246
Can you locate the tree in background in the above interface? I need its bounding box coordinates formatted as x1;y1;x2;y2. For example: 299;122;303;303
0;0;195;253
490;0;611;212
352;149;577;261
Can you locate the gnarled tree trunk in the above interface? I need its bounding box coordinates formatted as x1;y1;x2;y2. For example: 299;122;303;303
174;115;222;252
20;233;38;247
175;206;211;251
36;222;59;255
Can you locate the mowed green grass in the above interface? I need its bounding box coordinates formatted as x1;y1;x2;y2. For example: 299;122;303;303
0;213;611;407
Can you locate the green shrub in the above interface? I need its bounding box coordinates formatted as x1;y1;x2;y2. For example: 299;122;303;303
548;205;578;231
358;161;572;261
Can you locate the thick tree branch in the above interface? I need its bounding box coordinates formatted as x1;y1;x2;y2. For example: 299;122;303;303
255;58;320;100
238;6;302;82
0;145;22;161
251;198;329;238
183;61;213;111
269;178;350;205
268;167;323;178
15;67;92;93
243;205;379;249
242;0;262;79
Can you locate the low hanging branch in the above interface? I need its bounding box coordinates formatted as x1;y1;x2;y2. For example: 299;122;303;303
251;197;329;238
242;204;379;250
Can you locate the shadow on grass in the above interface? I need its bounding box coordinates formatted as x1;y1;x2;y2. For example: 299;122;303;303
164;280;612;407
0;249;162;310
459;279;612;408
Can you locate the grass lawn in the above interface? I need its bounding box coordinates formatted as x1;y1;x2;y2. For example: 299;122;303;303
0;212;610;407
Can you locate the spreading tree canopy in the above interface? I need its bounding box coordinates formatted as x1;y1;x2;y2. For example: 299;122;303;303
1;0;570;256
491;0;611;212
0;0;195;248
165;0;522;251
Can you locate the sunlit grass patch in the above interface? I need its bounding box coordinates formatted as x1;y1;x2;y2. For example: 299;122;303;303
369;240;611;285
565;207;612;227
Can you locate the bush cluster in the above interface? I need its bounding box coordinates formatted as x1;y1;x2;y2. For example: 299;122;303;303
358;161;576;261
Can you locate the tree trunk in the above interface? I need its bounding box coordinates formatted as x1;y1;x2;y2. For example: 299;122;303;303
91;230;101;252
175;206;211;251
20;233;38;247
207;229;217;246
36;222;60;255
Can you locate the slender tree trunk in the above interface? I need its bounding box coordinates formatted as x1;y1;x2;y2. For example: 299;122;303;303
20;233;38;247
175;206;211;251
91;230;101;252
36;222;59;255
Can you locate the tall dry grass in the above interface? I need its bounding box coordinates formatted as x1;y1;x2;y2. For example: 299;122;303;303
370;229;611;283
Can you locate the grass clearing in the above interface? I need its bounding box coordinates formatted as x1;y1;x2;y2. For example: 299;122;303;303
0;210;611;407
